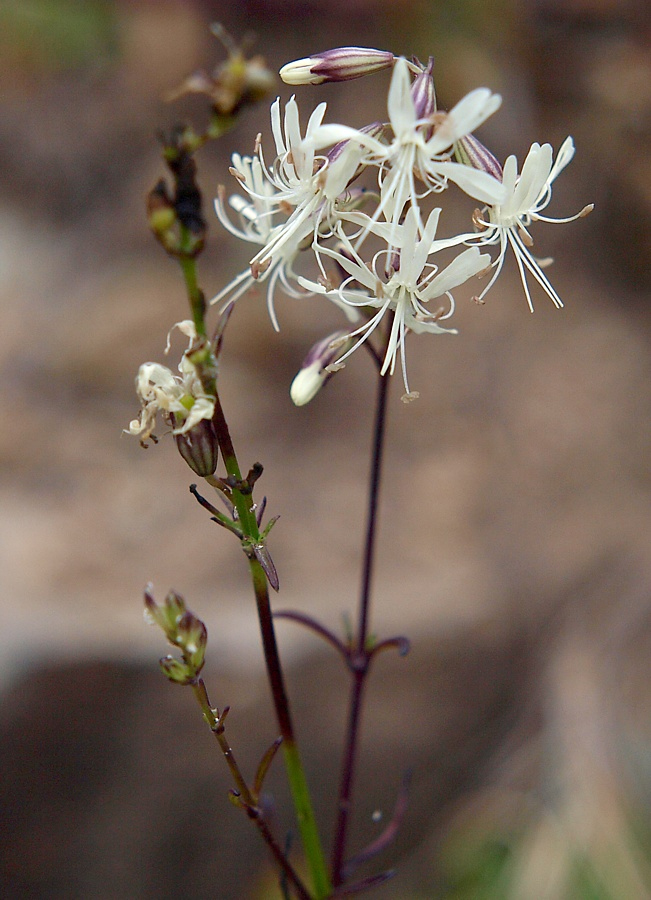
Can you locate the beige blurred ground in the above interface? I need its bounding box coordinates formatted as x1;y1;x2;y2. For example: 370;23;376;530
1;0;651;897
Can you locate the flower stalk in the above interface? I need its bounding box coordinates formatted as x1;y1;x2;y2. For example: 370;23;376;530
180;243;332;900
331;324;391;887
132;32;593;896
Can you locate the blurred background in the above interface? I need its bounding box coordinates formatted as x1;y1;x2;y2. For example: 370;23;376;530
1;0;651;897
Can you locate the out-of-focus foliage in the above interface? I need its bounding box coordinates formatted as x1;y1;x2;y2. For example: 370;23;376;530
0;0;118;74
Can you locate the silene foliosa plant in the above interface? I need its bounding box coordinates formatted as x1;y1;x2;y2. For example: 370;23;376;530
128;27;593;899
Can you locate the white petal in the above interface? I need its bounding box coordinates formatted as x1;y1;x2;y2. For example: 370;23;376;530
306;101;328;136
434;161;505;204
309;123;386;155
500;155;518;200
174;397;215;434
420;248;489;300
284;96;302;151
324;142;363;199
511;143;552;215
428;88;502;152
270;98;285;156
548;136;575;184
387;58;416;137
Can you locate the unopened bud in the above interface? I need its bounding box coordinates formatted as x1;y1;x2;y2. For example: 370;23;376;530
411;58;436;119
174;418;219;476
167;25;276;117
454;133;503;181
280;47;394;86
147;181;179;252
176;611;208;673
145;586;209;682
159;655;193;685
290;331;352;406
144;587;186;639
327;121;385;165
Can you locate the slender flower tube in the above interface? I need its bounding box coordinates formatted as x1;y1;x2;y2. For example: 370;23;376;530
280;47;395;85
410;57;436;121
454;133;503;182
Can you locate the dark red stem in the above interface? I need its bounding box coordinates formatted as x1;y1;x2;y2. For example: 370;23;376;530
331;363;390;886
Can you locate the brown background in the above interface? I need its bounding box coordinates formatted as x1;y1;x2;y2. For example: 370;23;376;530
1;0;651;897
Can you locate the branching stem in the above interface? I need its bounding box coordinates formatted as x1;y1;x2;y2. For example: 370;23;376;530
191;679;312;900
178;250;331;899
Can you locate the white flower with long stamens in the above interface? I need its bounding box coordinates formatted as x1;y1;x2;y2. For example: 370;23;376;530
249;95;365;280
298;207;490;400
309;57;504;241
212;153;308;329
468;137;594;311
128;356;215;444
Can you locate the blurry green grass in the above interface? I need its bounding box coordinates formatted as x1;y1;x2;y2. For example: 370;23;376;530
0;0;117;73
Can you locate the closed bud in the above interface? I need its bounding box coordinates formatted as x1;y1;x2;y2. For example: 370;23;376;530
290;331;352;406
174;418;219;476
280;47;394;86
147;181;176;233
327;121;386;165
411;58;436;119
176;611;208;673
147;181;180;253
167;25;276;117
159;655;193;685
454;133;503;181
144;586;187;640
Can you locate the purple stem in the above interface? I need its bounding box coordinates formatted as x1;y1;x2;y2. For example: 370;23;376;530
331;362;390;886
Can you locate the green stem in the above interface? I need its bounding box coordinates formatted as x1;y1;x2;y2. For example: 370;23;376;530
178;230;207;339
177;249;330;897
249;557;331;899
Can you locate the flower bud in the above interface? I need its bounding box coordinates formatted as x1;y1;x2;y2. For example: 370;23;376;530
144;587;186;639
176;611;208;673
145;586;209;682
411;58;436;119
454;133;503;181
280;47;394;86
290;331;352;406
174;418;219;476
327;121;386;165
159;655;193;685
147;181;180;253
166;25;276;117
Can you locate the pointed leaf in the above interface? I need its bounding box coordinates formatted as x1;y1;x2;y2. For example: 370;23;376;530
253;736;283;798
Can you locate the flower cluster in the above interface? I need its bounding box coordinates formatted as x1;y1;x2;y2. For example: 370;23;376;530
213;47;592;402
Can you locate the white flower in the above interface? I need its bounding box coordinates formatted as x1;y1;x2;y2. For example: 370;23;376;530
309;58;504;241
128;356;215;444
212;154;307;329
249;95;364;276
469;137;593;311
298;207;490;399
